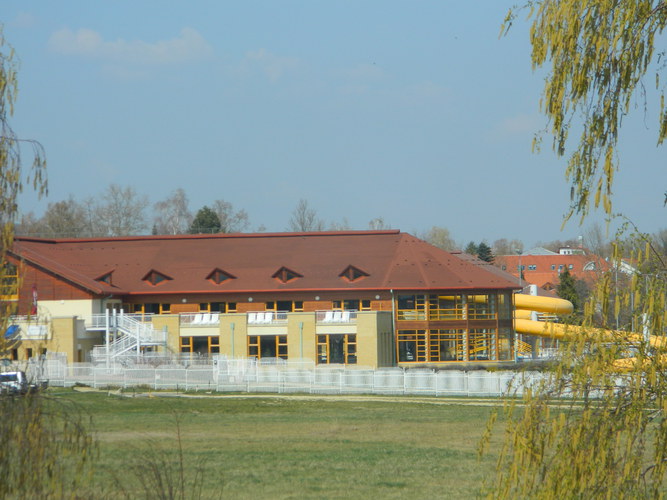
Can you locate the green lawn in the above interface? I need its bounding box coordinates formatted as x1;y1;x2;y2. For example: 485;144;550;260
51;389;504;499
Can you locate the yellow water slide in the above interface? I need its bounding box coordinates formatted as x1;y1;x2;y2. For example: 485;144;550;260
513;293;665;348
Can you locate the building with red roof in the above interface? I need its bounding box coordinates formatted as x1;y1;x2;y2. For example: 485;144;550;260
5;230;519;367
494;247;611;291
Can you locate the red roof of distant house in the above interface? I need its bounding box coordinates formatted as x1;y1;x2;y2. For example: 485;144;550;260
494;254;610;289
12;231;519;296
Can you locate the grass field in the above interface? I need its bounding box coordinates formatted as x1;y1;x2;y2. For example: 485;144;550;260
51;389;505;499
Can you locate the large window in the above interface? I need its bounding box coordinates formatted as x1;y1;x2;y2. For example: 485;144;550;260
467;329;497;361
398;328;499;363
428;329;465;361
180;336;220;354
265;301;304;312
397;295;427;320
428;295;465;320
317;334;357;365
248;335;288;360
397;330;426;362
466;295;497;320
398;294;499;321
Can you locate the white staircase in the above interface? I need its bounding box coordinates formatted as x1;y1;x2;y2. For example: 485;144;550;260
90;310;167;364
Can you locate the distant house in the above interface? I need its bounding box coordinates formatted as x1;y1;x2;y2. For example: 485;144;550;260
493;246;613;291
4;230;519;367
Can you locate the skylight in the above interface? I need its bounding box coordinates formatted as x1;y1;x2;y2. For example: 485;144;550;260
272;266;303;284
339;265;369;282
206;268;235;285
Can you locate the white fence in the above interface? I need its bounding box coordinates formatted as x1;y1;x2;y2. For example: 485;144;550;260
24;357;544;397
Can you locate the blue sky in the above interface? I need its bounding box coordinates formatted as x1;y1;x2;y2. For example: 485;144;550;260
4;2;666;247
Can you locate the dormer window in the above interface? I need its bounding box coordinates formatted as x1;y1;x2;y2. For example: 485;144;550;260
95;271;113;285
143;270;172;286
339;265;369;282
207;268;235;285
272;266;302;284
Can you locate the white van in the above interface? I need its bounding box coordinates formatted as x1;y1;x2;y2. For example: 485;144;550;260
0;371;29;395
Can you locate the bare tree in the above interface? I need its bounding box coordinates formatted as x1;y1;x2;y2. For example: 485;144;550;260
40;197;89;238
653;228;667;257
422;226;457;251
287;199;324;232
154;188;192;235
493;238;524;256
96;184;149;236
15;211;43;237
211;199;250;233
584;222;611;258
329;217;352;231
368;217;390;230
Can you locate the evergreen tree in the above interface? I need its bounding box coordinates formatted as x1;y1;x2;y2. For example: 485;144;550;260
556;268;579;312
189;206;221;234
476;242;494;263
464;241;478;255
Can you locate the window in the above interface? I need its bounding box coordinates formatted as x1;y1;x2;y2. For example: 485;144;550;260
339;265;369;282
551;264;556;270
272;267;302;283
265;301;303;312
428;330;465;362
1;262;18;299
501;265;506;271
466;295;497;320
528;265;537;271
96;271;113;285
143;270;172;286
398;329;499;363
199;302;228;313
332;299;360;311
397;295;427;320
361;300;371;311
207;268;235;285
428;295;464;320
248;335;288;360
568;264;574;270
317;334;357;364
131;303;162;314
468;329;497;361
180;336;220;354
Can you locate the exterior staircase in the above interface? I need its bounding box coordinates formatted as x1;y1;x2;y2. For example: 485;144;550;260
89;311;167;364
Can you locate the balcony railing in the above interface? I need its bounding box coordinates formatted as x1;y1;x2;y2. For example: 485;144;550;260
247;311;288;325
180;313;221;326
315;310;357;323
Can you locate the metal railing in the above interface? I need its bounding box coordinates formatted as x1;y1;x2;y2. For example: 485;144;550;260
247;311;288;324
34;356;535;397
315;310;358;323
180;313;221;326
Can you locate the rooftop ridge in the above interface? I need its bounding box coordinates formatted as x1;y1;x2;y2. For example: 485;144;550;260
14;229;401;244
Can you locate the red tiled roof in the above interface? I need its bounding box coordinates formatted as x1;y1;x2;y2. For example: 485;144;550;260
494;254;610;289
12;231;519;296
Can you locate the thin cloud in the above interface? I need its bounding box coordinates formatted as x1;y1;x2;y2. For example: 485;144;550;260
495;113;542;137
244;48;298;81
48;27;213;65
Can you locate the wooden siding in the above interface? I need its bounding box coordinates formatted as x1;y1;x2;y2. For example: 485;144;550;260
15;259;93;315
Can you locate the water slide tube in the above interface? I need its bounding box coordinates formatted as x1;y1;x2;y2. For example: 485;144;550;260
512;293;665;349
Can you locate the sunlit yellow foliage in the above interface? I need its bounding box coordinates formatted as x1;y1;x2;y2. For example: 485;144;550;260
481;226;667;498
503;1;667;221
